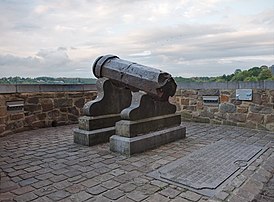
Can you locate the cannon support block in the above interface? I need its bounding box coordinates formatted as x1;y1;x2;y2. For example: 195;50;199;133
74;78;132;146
110;92;186;155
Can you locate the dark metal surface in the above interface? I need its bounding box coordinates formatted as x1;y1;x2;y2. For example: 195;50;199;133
92;55;177;101
148;140;267;197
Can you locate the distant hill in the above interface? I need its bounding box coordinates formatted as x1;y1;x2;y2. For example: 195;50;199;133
174;65;274;83
0;77;96;84
0;65;273;84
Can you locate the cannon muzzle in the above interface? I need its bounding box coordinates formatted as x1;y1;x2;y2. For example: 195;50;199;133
92;55;177;101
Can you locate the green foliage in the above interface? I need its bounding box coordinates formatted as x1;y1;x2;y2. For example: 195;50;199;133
258;69;272;80
0;65;273;84
0;77;96;84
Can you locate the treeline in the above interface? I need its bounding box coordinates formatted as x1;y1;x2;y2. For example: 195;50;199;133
0;65;273;84
0;77;96;84
175;65;274;83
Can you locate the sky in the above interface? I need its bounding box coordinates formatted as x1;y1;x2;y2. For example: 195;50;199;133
0;0;273;78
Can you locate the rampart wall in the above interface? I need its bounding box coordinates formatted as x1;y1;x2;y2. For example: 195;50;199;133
0;84;96;136
175;81;274;132
0;81;273;137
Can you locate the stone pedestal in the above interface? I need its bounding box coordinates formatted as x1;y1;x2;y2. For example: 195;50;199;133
74;78;132;146
110;92;186;155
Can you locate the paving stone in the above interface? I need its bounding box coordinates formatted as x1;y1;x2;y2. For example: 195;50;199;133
144;193;171;202
91;195;112;202
115;196;135;202
81;179;100;188
24;165;41;172
32;179;52;189
126;191;148;202
14;191;38;202
180;191;202;201
69;191;93;202
136;183;160;195
47;190;70;201
35;173;55;180
103;188;125;200
87;185;107;195
19;177;38;186
32;196;53;202
170;197;190;202
150;179;168;188
118;182;137;193
66;184;86;194
214;191;229;200
101;180;121;189
34;186;57;197
49;174;68;183
53;180;72;190
110;169;125;176
0;192;15;201
159;187;181;199
11;185;35;195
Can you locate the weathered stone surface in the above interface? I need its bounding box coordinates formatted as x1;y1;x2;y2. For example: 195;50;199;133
74;98;85;108
252;93;262;105
200;110;214;119
41;99;54;112
220;95;229;103
74;127;115;146
26;97;39;104
228;113;247;122
198;89;220;96
121;92;176;121
78;114;121;131
250;105;272;114
0;106;7;117
181;98;189;105
110;125;186;156
219;103;236;113
54;98;73;108
247;113;264;123
265;115;274;124
237;106;248;113
116;114;181;138
83;78;132;116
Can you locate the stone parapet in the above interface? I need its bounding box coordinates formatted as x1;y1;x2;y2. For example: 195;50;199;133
0;84;97;137
175;81;274;132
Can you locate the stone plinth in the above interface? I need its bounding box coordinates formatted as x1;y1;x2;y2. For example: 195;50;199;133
110;92;186;156
110;125;186;155
74;127;115;146
74;78;132;146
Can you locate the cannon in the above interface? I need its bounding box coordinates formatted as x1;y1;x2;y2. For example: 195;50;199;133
92;55;177;101
75;55;185;155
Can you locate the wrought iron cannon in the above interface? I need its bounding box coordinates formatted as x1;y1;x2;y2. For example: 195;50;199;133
92;55;177;101
75;54;185;154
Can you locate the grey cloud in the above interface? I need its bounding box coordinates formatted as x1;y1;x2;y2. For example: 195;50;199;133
0;47;92;77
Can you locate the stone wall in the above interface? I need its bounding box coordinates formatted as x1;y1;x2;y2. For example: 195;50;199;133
0;84;97;137
1;81;274;137
175;81;274;132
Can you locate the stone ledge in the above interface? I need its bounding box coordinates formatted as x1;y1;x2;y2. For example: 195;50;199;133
73;127;115;146
110;125;186;155
0;84;97;94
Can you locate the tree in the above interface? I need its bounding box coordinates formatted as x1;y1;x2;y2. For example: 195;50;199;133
258;69;272;80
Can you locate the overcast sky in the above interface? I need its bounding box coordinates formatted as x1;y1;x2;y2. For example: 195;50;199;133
0;0;273;78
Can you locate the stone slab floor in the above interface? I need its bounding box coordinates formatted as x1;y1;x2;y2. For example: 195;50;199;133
0;122;274;202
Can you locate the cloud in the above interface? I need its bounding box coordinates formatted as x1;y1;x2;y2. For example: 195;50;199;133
0;0;273;78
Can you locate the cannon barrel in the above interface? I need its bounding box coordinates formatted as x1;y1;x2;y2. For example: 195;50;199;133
92;55;177;101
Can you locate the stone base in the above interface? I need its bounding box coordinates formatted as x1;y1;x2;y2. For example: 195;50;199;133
116;114;181;137
74;127;115;146
79;114;120;131
110;125;186;155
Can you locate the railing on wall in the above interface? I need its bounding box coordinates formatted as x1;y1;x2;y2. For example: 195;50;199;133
0;84;96;94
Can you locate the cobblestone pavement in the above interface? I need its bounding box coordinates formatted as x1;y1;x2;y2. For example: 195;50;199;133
0;122;274;202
